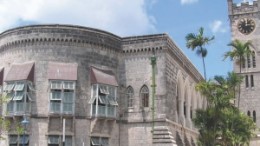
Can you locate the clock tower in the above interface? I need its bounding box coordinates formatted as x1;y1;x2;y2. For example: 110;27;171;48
228;0;260;144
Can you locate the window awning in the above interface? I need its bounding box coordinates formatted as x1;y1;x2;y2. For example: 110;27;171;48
5;62;34;82
90;67;118;86
99;96;109;104
13;92;24;101
108;96;118;106
48;62;78;80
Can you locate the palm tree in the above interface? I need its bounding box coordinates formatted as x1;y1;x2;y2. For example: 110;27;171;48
194;72;255;146
223;39;253;108
185;27;215;80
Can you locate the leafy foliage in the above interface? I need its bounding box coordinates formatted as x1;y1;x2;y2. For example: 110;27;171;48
223;39;254;108
0;95;11;140
193;72;256;146
224;39;253;66
185;27;214;80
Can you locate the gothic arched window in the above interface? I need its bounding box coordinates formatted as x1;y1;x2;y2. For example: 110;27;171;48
126;86;134;108
247;54;251;68
140;85;149;107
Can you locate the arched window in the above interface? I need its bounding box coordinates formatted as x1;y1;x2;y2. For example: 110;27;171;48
253;110;256;123
251;75;254;87
140;85;149;107
245;75;249;88
126;86;134;108
247;54;251;68
247;111;251;117
252;51;256;68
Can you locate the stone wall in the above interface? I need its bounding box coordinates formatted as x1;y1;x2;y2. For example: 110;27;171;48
0;24;204;146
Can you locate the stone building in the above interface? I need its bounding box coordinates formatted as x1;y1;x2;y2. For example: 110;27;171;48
0;25;205;146
227;0;260;145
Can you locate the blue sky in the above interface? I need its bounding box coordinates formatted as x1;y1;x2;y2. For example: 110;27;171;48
0;0;251;79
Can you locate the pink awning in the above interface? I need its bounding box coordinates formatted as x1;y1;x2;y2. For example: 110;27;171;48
5;62;34;82
48;62;78;80
90;67;118;86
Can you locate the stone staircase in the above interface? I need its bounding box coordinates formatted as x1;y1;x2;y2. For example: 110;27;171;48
153;126;178;146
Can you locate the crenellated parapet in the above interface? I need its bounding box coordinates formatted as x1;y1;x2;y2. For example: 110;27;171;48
0;24;122;52
122;34;166;54
228;0;260;16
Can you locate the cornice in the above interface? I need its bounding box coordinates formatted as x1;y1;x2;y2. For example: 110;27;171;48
0;24;122;52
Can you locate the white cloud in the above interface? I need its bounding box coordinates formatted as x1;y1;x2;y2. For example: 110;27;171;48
181;0;198;5
209;20;226;33
0;0;156;36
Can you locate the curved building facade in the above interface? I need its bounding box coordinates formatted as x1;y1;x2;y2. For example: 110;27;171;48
0;25;205;146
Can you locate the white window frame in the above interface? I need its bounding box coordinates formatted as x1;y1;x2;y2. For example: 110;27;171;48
90;83;117;118
4;81;32;115
63;81;75;90
91;137;109;146
14;82;25;91
126;87;134;108
12;91;24;101
48;135;60;144
49;80;75;114
48;135;72;146
51;81;63;89
3;83;14;92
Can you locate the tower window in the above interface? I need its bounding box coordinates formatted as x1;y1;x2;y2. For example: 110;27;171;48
252;51;256;68
247;54;251;68
250;75;254;87
253;110;256;123
242;58;246;68
245;75;249;88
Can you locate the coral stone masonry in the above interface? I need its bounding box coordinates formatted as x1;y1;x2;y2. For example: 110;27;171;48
0;25;205;146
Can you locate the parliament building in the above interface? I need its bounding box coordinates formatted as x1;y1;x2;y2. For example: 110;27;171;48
0;24;206;146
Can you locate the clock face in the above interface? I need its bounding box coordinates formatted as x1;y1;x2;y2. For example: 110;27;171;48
237;18;256;35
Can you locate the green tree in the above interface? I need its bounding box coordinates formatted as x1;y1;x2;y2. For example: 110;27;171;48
0;95;11;140
185;27;215;80
194;72;256;146
223;39;253;108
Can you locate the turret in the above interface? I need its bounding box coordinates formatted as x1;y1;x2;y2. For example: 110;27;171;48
227;0;233;16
